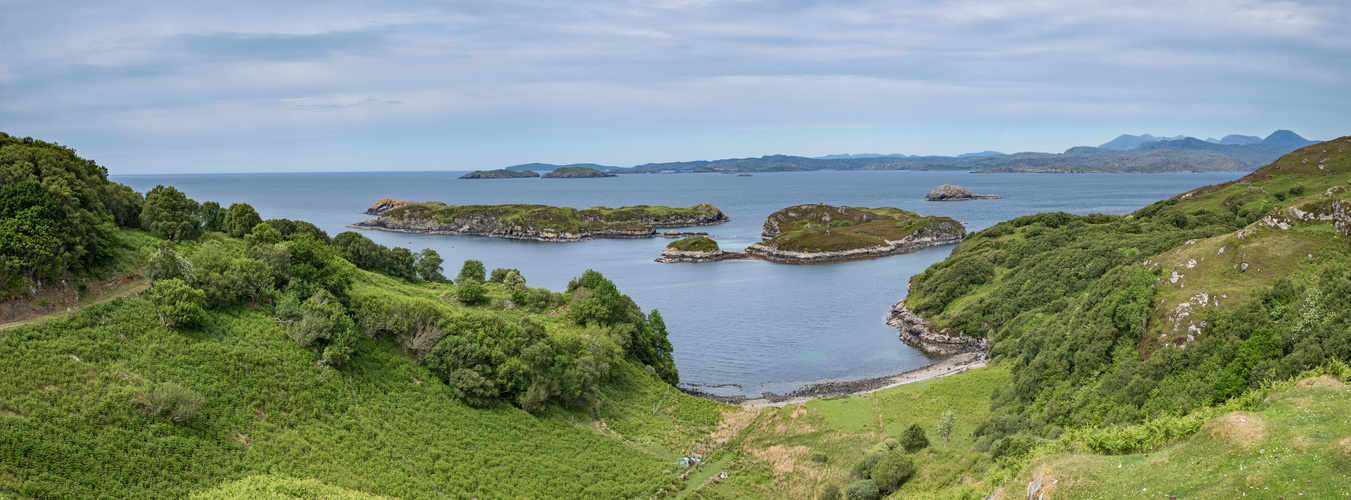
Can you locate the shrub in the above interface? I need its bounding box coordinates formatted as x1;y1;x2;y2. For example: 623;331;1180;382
224;203;263;238
490;267;521;283
146;243;196;284
415;248;446;283
810;452;829;463
456;279;487;305
818;483;842;500
850;450;886;479
870;451;914;493
145;278;207;328
843;479;879;500
899;423;930;452
146;381;204;423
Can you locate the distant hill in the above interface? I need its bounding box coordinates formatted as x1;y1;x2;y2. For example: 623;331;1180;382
505;162;620;172
541;166;617;178
458;169;539;179
1205;134;1262;145
1099;133;1185;150
1130;130;1318;167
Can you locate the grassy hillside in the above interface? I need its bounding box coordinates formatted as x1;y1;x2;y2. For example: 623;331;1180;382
378;202;727;235
0;233;729;498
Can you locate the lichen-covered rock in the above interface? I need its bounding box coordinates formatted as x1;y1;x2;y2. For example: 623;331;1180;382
923;184;1001;201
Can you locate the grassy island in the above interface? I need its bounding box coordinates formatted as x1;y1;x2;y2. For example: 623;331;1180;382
541;166;616;178
666;236;720;252
353;202;728;241
746;204;965;262
458;169;539;179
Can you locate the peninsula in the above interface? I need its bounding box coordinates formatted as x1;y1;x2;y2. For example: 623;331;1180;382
350;201;728;241
744;204;966;263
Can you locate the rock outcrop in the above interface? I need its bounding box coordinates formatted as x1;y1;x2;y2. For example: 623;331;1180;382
885;300;989;355
363;199;446;215
654;248;748;263
923;184;1001;201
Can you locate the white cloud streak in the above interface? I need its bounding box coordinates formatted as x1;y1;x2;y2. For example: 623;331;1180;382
1;0;1347;172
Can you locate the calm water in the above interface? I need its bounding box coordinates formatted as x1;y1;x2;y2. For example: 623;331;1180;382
113;170;1241;396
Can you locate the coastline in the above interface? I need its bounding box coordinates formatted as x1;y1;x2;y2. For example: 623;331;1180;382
681;352;987;407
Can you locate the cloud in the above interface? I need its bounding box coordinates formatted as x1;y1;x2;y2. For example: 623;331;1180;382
1;0;1348;172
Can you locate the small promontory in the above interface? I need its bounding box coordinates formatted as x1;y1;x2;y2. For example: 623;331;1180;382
655;237;747;263
363;199;446;215
745;204;965;263
923;184;1001;201
460;169;540;179
542;167;617;178
351;201;728;242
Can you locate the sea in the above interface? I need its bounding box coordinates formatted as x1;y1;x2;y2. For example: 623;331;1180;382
112;170;1243;397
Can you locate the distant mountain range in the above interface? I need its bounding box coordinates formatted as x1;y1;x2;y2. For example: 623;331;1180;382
496;130;1321;175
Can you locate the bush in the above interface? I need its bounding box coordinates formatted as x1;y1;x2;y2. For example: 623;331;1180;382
224;203;263;238
843;479;879;500
490;267;521;283
899;423;930;453
850;450;886;479
146;243;196;284
415;248;447;282
870;451;914;493
456;279;487;305
810;452;829;463
141;185;202;241
818;483;841;500
145;278;207;328
146;381;204;422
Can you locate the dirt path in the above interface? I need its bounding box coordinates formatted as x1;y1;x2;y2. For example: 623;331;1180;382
0;278;147;332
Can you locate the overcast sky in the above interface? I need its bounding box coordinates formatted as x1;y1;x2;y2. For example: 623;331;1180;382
2;0;1348;174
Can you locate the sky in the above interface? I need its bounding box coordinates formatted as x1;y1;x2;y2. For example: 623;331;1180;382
1;0;1348;174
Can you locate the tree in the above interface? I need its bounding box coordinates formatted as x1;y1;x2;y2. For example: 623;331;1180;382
503;270;527;302
937;410;956;448
223;202;263;238
198;201;225;233
490;267;522;283
415;248;446;282
899;423;930;453
0;206;61;294
140;185;202;241
145;278;207;328
818;484;842;500
146;242;196;284
458;259;486;283
384;247;416;280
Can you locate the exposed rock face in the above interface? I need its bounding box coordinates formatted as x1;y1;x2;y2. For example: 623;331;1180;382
885;300;989;355
747;221;966;264
654;248;748;263
363;199;446;215
923;184;1001;201
1333;199;1351;245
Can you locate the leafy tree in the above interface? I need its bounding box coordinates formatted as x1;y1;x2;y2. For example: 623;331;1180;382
503;270;527;302
0;206;61;293
245;222;284;248
282;233;350;300
458;259;486;283
850;450;886;479
146;242;196;284
141;185;202;241
223;203;263;238
332;231;385;271
98;182;144;228
283;290;357;365
490;267;521;283
899;423;929;453
415;248;446;283
384;247;416;280
937;410;956;448
145;278;207;328
197;201;225;233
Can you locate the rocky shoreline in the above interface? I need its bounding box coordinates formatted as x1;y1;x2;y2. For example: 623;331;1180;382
350;200;729;242
654;249;750;263
682;352;987;406
923;184;1001;201
744;229;965;264
885;300;990;355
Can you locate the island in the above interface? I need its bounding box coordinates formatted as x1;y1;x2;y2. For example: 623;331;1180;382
542;166;617;178
654;237;748;263
350;201;728;242
744;204;966;263
923;184;1001;201
459;169;540;179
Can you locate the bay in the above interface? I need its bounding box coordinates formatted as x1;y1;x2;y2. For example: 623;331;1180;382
113;170;1242;397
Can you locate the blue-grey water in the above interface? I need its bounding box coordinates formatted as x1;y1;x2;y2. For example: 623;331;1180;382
113;170;1241;397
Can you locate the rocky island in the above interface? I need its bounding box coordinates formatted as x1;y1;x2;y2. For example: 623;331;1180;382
541;166;617;178
459;169;540;179
350;201;728;242
923;184;1001;201
744;204;966;263
654;237;747;263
